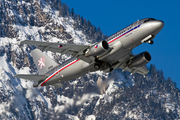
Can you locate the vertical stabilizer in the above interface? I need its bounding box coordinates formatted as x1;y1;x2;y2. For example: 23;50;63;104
31;49;59;75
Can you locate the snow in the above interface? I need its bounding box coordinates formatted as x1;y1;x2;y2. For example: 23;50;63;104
55;93;99;113
0;102;10;115
0;1;104;118
57;95;74;105
76;93;98;106
0;0;179;119
15;25;42;41
0;56;10;72
54;95;75;113
44;97;52;108
54;105;66;113
85;115;96;120
36;94;45;102
65;114;80;120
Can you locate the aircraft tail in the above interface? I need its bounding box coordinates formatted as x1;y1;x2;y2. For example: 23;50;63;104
31;49;59;75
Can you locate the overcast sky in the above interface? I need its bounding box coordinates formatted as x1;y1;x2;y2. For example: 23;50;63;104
61;0;180;88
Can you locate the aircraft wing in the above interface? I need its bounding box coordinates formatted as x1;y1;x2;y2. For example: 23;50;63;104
21;40;94;63
112;53;149;76
121;65;149;76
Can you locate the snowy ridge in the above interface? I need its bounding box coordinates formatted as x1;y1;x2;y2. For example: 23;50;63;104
0;0;180;119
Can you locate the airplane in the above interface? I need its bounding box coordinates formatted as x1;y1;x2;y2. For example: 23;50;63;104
14;18;164;88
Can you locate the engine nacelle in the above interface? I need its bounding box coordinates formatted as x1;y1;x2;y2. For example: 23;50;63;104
128;52;151;68
85;40;109;57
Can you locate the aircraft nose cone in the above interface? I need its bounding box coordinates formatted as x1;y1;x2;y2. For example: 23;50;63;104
152;20;164;35
156;20;164;29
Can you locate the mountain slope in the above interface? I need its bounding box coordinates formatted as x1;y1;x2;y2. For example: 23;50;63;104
0;0;180;120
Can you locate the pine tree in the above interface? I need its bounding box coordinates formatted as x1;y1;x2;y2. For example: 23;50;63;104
52;0;59;10
77;15;81;28
62;3;67;17
71;8;74;19
81;16;84;27
58;1;63;17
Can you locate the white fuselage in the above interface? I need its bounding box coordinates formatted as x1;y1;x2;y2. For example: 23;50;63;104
39;18;164;86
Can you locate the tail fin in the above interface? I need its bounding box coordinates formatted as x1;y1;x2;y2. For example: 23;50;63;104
31;49;59;75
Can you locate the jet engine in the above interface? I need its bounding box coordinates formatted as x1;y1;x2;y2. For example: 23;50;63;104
127;52;151;68
85;40;109;57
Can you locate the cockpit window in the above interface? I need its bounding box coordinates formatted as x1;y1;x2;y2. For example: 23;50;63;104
149;18;156;21
144;18;156;23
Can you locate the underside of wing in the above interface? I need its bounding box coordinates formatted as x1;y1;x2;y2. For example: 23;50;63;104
113;53;150;76
21;40;93;63
117;63;149;76
122;65;149;76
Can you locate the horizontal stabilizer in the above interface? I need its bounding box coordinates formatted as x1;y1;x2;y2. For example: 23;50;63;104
51;83;63;88
14;74;47;82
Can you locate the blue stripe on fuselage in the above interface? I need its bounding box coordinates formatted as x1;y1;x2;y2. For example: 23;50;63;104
108;24;141;44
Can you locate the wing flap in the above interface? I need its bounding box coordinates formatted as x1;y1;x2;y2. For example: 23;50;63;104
136;66;149;75
118;65;149;76
14;74;47;82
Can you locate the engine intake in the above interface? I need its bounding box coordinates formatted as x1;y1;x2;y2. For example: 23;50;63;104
128;52;151;68
85;40;109;57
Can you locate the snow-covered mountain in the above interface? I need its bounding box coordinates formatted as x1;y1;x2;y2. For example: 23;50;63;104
0;0;180;119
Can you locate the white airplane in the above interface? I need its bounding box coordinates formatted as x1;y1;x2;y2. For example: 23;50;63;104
15;18;164;88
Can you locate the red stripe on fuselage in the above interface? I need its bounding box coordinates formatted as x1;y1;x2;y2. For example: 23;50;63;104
40;25;140;86
40;59;80;86
108;32;129;44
